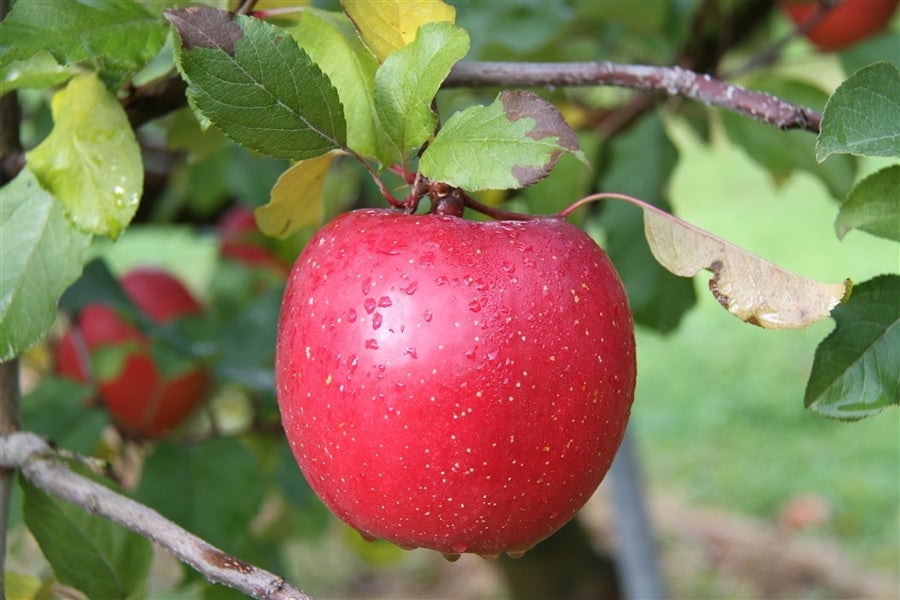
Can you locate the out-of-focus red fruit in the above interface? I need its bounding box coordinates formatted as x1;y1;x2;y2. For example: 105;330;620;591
782;0;899;50
275;209;636;559
56;268;210;438
219;204;288;275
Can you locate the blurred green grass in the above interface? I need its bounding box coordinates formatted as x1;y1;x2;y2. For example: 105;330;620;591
629;122;899;571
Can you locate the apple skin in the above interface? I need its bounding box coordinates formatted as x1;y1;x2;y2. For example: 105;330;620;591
276;209;636;558
782;0;899;51
56;268;210;438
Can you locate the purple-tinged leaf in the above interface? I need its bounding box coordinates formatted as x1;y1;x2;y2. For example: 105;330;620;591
420;90;587;191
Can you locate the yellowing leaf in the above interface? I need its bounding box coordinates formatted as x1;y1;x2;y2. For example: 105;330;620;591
342;0;456;62
640;202;849;329
26;73;142;240
3;570;46;600
255;151;339;239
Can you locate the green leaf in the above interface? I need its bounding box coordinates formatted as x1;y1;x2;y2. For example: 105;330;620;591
21;469;153;599
805;275;899;420
0;51;82;95
597;114;696;333
817;62;900;161
0;0;166;89
420;90;586;190
211;287;282;391
0;168;91;361
26;73;143;240
135;438;264;551
721;76;856;200
21;377;108;456
373;20;469;166
286;9;380;159
165;7;346;160
835;165;900;242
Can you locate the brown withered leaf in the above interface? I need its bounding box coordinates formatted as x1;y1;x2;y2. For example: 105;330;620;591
641;203;850;329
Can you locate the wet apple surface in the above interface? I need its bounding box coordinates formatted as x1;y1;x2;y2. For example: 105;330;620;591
276;209;636;558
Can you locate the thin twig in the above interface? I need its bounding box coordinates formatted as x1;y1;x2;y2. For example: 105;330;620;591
444;61;820;133
1;432;311;600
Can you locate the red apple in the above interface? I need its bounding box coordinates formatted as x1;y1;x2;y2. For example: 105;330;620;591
56;268;210;438
219;204;288;275
782;0;899;50
275;209;636;558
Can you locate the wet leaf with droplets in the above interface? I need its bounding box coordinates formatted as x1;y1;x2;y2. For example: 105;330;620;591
26;73;142;240
638;199;849;329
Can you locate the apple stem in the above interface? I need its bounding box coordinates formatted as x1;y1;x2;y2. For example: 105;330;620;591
556;192;647;218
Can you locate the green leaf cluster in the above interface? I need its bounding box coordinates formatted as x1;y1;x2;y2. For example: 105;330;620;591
1;0;160;360
164;5;585;210
803;61;900;420
0;0;166;92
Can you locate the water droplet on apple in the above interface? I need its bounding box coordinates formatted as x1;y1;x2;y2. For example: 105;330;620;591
451;541;468;554
465;347;476;360
442;553;461;562
501;261;515;273
365;339;379;350
423;310;433;322
364;298;377;314
348;355;359;373
402;281;418;295
372;313;383;330
395;381;406;392
478;552;501;560
362;277;373;296
404;347;417;359
436;275;449;286
468;299;482;313
347;308;357;322
359;531;377;542
378;296;392;307
506;549;528;559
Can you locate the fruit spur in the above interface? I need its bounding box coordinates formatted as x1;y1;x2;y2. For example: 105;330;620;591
275;188;636;560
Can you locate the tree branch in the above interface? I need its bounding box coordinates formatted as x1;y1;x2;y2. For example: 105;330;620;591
444;61;820;133
0;431;312;600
